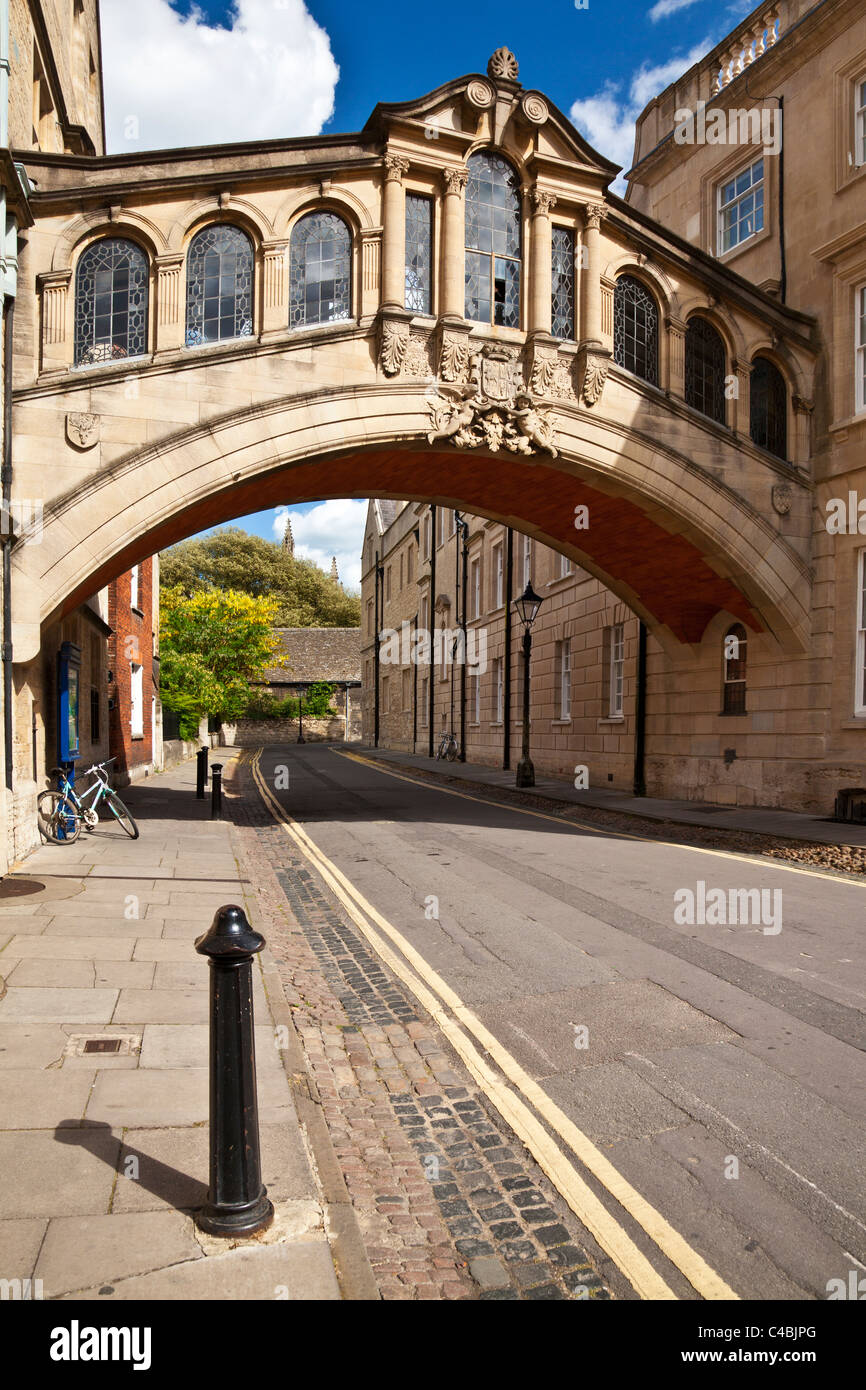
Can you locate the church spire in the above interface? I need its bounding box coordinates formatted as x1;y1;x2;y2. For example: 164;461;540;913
282;517;294;557
330;556;339;583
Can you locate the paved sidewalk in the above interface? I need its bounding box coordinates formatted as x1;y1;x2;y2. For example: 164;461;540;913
360;748;866;848
0;750;375;1301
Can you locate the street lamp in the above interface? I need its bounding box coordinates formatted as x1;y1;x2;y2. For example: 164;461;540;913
296;684;307;744
514;580;544;788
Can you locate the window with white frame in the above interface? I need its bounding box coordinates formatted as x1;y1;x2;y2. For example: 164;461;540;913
130;564;140;610
130;662;144;738
557;639;571;719
857;552;866;715
493;657;504;723
857;283;866;415
470;557;481;619
522;535;532;588
717;157;764;254
473;672;481;724
558;551;572;579
857;77;866;167
492;543;504;608
420;676;428;725
607;623;624;717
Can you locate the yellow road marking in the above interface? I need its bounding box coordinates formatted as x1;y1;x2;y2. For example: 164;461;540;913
251;749;740;1301
335;748;865;888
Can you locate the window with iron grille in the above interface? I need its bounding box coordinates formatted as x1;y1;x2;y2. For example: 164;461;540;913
289;212;351;329
551;226;575;340
749;357;787;460
464;152;522;329
685;317;726;424
405;194;433;314
613;276;659;386
74;238;149;366
186;224;254;347
722;623;747;715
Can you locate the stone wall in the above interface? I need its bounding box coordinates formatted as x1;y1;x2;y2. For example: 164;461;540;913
221;717;355;747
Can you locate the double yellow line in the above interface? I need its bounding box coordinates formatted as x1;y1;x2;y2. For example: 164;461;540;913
251;748;739;1301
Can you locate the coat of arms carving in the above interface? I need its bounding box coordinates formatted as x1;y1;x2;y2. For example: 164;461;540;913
427;346;558;457
66;413;100;450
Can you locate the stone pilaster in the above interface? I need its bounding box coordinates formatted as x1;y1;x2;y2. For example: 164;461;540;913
733;357;751;435
261;239;288;337
38;269;72;372
666;317;687;397
154;254;184;353
793;395;814;466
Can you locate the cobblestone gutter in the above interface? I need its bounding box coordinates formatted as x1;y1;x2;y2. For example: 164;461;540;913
228;757;612;1302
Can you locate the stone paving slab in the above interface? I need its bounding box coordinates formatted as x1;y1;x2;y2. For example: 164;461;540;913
0;1070;96;1128
0;987;119;1023
35;1211;203;1298
65;1238;340;1301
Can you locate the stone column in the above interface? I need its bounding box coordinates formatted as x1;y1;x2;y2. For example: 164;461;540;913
441;166;468;322
38;269;72;372
529;188;556;337
261;239;288;337
580;202;606;347
665;317;687;397
154;254;184;353
381;154;410;312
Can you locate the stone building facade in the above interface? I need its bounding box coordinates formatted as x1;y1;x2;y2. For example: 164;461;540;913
361;1;866;812
107;555;161;786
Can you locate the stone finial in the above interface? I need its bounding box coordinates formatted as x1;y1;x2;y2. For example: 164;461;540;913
487;47;519;82
282;518;294;556
330;556;339;582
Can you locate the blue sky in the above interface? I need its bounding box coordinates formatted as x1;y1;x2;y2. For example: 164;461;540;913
100;0;755;586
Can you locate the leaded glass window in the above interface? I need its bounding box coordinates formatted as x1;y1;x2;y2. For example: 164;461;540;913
551;226;575;340
749;357;787;460
185;224;253;347
405;194;433;315
464;152;521;329
289;212;352;329
613;275;658;385
74;237;149;366
684;317;726;424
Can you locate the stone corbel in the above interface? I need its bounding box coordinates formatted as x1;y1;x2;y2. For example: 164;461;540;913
378;310;412;377
436;321;474;383
526;338;576;401
578;344;611;408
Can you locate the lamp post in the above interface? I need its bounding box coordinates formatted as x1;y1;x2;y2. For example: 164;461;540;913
296;684;307;744
514;580;544;789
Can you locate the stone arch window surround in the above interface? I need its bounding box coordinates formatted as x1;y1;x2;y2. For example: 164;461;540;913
684;314;728;426
289;208;354;331
749;354;788;462
185;223;255;348
464;150;523;329
73;236;151;368
613;274;660;387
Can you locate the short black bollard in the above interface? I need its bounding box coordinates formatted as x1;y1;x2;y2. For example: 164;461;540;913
196;746;208;800
194;905;274;1238
211;763;223;820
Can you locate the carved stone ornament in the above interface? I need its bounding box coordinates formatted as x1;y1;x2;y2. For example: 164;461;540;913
466;79;495;110
521;91;549;126
380;320;433;378
442;167;469;197
66;412;100;450
428;345;558;457
384;153;410;183
771;483;793;516
583;202;606;231
529;346;576;401
487;47;519;81
439;331;473;383
531;188;557;217
580;351;609;407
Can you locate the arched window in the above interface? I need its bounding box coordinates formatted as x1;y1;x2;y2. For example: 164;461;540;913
684;317;726;424
722;622;747;715
750;357;787;460
613;275;659;385
74;237;149;366
464;152;521;328
289;211;352;329
185;225;254;347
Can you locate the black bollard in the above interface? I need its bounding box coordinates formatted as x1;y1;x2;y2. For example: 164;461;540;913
211;763;223;820
194;905;274;1237
196;746;208;800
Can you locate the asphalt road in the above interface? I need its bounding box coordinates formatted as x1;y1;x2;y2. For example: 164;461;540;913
256;742;866;1301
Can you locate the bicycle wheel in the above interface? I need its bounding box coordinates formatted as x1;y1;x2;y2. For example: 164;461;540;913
445;738;459;762
37;791;82;844
104;790;139;839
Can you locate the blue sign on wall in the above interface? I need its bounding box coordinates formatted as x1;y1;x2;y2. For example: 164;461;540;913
58;641;81;764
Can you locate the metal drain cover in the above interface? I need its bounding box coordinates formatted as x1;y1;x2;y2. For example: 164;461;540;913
65;1032;141;1058
0;877;45;898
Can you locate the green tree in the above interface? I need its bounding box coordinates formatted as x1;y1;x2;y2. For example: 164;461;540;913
160;528;360;627
160;586;285;739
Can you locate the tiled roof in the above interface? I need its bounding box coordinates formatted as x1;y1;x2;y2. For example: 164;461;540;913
259;627;361;684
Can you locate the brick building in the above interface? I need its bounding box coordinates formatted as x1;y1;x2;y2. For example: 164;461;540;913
107;556;161;785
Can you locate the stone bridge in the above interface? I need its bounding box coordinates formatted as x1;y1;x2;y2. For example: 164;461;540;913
10;47;817;666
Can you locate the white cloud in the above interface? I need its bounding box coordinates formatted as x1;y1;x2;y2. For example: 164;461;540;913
569;39;712;188
101;0;339;153
648;0;702;21
273;499;367;593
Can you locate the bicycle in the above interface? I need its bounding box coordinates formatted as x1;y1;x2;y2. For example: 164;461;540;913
37;758;139;843
436;731;459;762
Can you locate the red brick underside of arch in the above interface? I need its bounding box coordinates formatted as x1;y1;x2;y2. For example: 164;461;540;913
61;448;763;644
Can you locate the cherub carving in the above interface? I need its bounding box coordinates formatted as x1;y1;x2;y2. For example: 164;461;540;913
511;394;559;457
427;385;478;446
